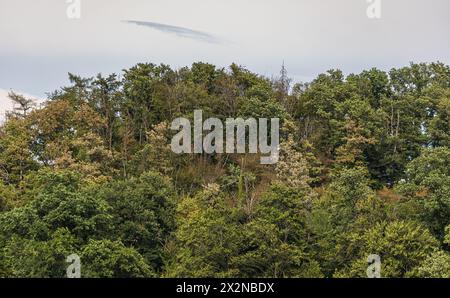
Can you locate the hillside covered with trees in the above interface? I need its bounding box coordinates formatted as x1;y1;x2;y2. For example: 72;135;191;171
0;61;449;278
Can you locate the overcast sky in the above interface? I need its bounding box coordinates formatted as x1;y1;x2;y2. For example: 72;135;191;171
0;0;449;116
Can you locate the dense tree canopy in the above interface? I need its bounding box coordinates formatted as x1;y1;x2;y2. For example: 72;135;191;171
0;61;449;277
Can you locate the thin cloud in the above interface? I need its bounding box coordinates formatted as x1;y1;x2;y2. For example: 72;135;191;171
123;20;222;44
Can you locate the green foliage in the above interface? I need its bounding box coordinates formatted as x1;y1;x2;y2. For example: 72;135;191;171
0;62;449;278
99;171;175;271
238;97;288;121
231;183;322;278
396;147;450;238
1;228;77;277
0;117;37;184
0;181;19;210
407;250;450;278
164;186;241;278
334;221;439;278
80;239;154;278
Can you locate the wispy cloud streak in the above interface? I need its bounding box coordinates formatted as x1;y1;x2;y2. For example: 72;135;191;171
123;20;222;44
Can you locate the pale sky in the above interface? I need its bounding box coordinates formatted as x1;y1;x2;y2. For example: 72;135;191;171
0;0;449;116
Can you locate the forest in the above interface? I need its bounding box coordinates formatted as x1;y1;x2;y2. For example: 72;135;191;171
0;61;449;278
